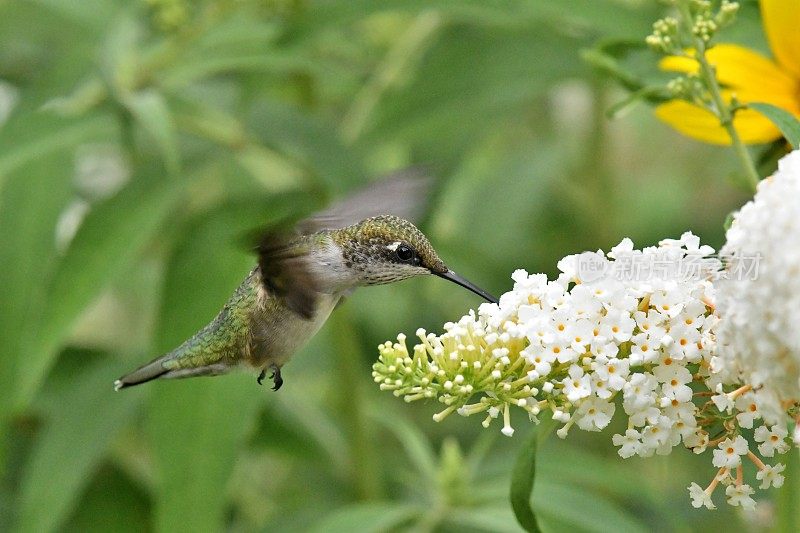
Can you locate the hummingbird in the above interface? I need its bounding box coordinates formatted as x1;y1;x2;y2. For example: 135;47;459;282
114;171;498;392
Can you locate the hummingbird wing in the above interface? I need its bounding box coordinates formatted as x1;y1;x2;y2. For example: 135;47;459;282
296;166;432;234
257;167;432;319
257;233;321;320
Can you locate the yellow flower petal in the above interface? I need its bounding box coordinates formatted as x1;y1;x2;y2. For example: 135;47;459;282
761;0;800;79
657;44;800;144
659;45;798;101
655;100;782;145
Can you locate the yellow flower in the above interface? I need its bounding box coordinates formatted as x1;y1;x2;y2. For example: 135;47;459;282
656;0;800;145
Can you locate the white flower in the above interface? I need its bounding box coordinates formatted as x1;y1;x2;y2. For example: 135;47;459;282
641;415;676;456
576;397;615;431
599;308;636;342
375;234;779;510
754;424;790;457
688;482;716;510
612;429;642;458
630;333;658;365
594;358;629;392
734;393;760;429
715;149;800;423
562;365;591;402
711;385;735;414
665;324;701;360
623;373;658;415
652;356;690;383
566;319;595;353
567;284;603;318
524;345;555;377
756;463;785;489
633;310;667;339
650;289;685;318
548;341;578;365
662;399;697;438
608;237;634;258
684;429;709;453
654;359;694;403
501;404;514;437
725;484;756;510
712;435;749;468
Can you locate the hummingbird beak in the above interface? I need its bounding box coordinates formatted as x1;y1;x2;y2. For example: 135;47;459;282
435;270;498;303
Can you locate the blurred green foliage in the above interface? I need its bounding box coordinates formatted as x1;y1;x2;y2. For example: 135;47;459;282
0;0;790;531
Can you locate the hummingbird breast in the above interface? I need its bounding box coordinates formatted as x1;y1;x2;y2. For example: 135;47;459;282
244;269;341;369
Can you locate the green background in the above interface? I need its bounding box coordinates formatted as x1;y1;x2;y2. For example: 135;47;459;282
1;0;794;531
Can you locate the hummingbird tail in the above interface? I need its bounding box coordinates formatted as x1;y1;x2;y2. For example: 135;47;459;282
114;271;257;391
114;357;232;390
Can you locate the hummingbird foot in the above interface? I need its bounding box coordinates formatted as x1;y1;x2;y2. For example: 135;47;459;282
257;369;266;386
269;363;283;391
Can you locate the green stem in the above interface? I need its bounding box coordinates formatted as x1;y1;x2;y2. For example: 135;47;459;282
329;308;383;500
676;1;760;191
340;11;442;143
509;418;556;533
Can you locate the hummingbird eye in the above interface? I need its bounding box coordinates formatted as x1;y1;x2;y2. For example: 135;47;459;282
395;243;417;263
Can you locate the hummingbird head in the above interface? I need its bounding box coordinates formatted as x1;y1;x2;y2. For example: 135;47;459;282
336;215;497;303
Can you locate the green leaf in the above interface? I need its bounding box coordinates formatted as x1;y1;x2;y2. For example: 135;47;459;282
62;463;151;533
749;102;800;149
0;150;73;424
775;449;800;532
15;169;183;410
604;85;669;119
308;502;419;533
247;101;366;192
371;412;438;489
536;443;666;515
723;210;736;231
16;356;143;533
580;46;645;94
147;198;290;533
444;505;526;533
123;90;180;175
535;481;650;533
0;112;114;192
366;23;585;161
509;419;554;533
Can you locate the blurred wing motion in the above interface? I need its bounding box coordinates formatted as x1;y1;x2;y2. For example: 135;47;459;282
257;233;320;319
257;167;433;319
296;166;432;234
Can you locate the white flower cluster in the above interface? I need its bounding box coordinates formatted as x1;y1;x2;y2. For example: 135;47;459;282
373;233;794;509
474;233;721;455
716;149;800;426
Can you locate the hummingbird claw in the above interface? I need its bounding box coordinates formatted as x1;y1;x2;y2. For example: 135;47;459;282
257;369;266;386
269;363;283;391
